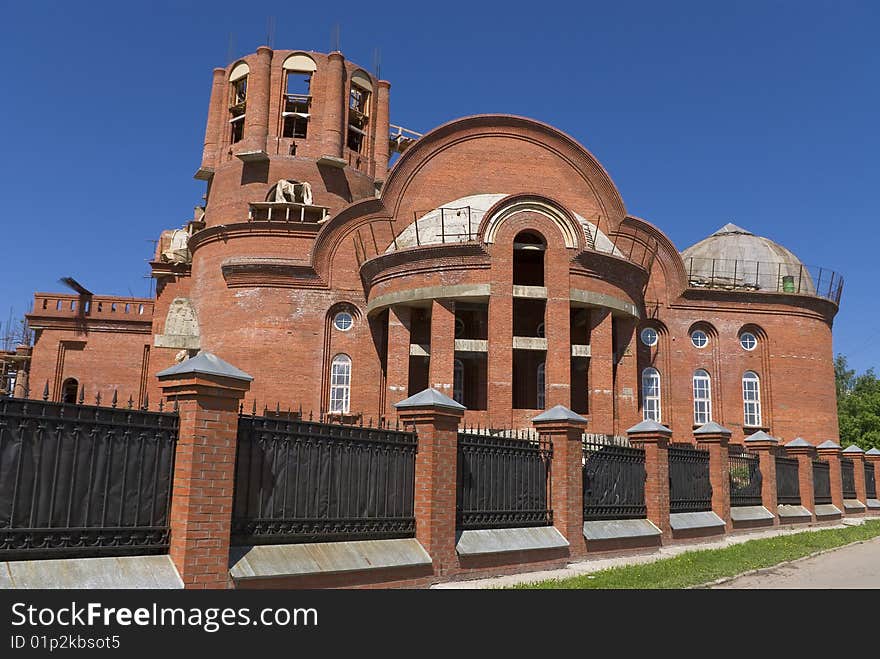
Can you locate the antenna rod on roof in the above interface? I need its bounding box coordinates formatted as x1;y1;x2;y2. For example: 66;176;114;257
331;24;340;53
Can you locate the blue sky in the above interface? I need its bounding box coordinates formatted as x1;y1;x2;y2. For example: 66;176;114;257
1;1;878;371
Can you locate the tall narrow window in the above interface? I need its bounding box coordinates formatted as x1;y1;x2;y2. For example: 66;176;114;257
453;359;464;405
228;62;249;144
347;71;372;153
642;367;661;423
743;371;761;427
693;369;712;425
536;362;546;410
281;54;316;140
329;354;352;413
61;378;78;405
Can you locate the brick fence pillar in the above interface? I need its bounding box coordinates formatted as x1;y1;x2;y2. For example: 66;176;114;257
694;422;731;531
843;445;867;506
867;449;880;507
157;352;252;589
394;387;465;578
532;405;589;558
744;430;779;522
784;438;816;520
627;420;671;540
816;440;845;513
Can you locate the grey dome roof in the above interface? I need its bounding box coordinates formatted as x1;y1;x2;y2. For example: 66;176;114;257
681;224;813;294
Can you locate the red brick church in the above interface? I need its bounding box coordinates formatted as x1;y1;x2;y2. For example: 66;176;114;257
22;46;843;445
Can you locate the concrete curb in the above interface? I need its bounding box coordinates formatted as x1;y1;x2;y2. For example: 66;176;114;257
689;537;877;589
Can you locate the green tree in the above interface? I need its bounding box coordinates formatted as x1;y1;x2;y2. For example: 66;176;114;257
835;354;880;450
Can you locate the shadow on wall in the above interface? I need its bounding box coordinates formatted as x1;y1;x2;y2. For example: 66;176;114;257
318;164;352;203
241;161;271;186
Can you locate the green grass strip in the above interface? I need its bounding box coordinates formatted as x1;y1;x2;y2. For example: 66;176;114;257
512;520;880;589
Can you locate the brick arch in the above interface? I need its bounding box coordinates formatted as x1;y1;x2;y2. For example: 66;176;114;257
478;194;587;251
380;114;627;234
622;215;689;303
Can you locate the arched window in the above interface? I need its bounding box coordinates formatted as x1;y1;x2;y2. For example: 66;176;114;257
536;362;546;410
453;359;464;404
512;231;545;286
642;367;661;422
347;71;373;153
61;378;78;405
693;369;712;425
228;61;249;144
282;54;315;139
743;371;761;427
329;354;352;413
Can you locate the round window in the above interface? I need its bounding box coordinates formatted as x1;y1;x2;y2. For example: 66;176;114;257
333;311;353;331
455;318;465;338
537;322;545;338
740;332;757;351
640;327;658;346
690;329;708;348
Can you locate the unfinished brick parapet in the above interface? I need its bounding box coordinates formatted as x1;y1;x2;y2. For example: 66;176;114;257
158;353;251;589
532;406;589;558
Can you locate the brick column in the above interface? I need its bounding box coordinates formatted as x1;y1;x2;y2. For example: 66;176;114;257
323;51;346;158
785;438;816;519
532;405;588;558
694;422;731;530
867;449;880;507
385;305;411;416
428;299;456;399
816;440;844;513
843;445;867;505
627;420;671;539
744;430;779;521
157;352;252;589
200;67;226;172
487;286;513;428
373;80;391;180
589;310;614;435
243;46;272;154
395;388;465;578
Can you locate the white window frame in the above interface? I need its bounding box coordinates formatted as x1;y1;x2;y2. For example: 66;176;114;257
333;311;353;331
453;359;464;404
640;327;658;346
536;362;546;410
693;369;712;425
642;367;661;423
329;354;352;413
690;329;708;348
743;371;761;427
740;332;758;351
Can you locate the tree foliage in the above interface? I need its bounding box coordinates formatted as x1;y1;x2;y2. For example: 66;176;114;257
835;354;880;450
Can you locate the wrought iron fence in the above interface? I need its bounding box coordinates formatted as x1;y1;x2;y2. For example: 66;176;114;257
668;444;712;513
728;446;762;507
866;463;877;500
812;460;832;505
582;435;646;521
231;412;417;545
0;395;177;560
775;455;801;505
457;429;552;530
841;458;857;499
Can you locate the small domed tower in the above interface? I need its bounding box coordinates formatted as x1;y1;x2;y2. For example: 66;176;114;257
195;47;393;224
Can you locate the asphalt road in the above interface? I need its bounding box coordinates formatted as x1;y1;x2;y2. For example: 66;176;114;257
713;536;880;588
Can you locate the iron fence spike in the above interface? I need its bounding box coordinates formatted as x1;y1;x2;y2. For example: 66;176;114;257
252;400;257;416
96;391;102;406
112;390;118;408
159;400;164;412
173;398;179;413
42;381;49;401
78;387;85;405
127;394;134;409
143;393;149;410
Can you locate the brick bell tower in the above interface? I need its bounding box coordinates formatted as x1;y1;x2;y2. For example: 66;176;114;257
196;47;392;221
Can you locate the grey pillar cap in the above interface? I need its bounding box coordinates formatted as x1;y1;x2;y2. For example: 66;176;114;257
866;448;880;456
694;421;732;436
816;440;841;450
744;430;778;444
156;350;253;382
532;405;588;423
842;444;865;454
785;438;812;448
626;419;672;435
394;387;466;411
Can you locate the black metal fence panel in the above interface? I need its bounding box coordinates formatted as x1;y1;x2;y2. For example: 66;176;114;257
457;431;552;530
775;455;801;505
232;414;417;545
841;458;857;499
729;447;762;507
582;437;646;520
0;397;177;560
668;444;712;513
812;460;832;505
866;463;877;500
